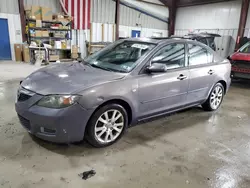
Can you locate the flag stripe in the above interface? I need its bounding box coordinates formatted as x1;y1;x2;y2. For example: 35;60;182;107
83;0;86;29
80;0;84;30
65;0;68;12
61;0;90;30
71;0;75;28
74;0;78;29
88;0;91;29
77;0;80;30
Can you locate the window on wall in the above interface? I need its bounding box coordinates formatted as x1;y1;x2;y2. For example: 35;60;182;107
188;44;214;66
152;43;185;70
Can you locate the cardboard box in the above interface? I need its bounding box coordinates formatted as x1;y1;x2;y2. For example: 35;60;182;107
42;7;53;21
36;20;42;27
49;55;59;61
54;31;65;38
31;6;42;20
71;53;78;59
42;31;49;37
14;44;22;61
22;44;30;63
35;30;42;37
53;14;72;24
24;6;31;11
72;45;78;54
25;6;31;17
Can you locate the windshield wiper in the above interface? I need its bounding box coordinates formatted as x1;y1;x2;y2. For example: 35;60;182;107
82;60;127;73
88;63;114;72
81;60;91;66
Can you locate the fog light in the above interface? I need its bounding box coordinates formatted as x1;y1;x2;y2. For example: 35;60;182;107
40;127;56;135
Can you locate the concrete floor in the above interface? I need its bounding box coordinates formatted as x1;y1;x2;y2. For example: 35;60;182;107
1;62;250;188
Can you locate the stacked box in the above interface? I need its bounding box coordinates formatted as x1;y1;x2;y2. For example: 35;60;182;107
42;7;53;21
22;44;30;63
14;44;22;61
71;45;78;59
31;6;42;20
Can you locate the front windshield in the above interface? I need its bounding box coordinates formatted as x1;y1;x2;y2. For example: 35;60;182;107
239;42;250;53
84;41;156;73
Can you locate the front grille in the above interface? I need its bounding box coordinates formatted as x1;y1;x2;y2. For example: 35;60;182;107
18;115;31;130
232;60;250;73
18;93;32;102
232;60;250;69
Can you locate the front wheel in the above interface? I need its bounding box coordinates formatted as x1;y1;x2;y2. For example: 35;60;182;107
202;83;225;111
85;104;128;147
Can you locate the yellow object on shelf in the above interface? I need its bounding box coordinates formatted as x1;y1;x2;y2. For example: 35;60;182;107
61;41;67;49
28;22;35;28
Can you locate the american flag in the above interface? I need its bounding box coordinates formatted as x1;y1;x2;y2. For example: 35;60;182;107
60;0;91;30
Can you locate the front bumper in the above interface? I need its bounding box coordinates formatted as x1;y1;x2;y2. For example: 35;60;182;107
15;94;94;143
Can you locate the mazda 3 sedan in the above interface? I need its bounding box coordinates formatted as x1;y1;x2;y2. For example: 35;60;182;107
15;38;231;147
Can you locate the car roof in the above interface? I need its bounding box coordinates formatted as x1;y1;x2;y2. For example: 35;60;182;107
123;37;194;44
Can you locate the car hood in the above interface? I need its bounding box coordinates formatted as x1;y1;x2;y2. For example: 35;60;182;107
231;52;250;61
21;62;126;95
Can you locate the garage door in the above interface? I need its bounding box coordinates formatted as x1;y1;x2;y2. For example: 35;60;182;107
0;18;11;60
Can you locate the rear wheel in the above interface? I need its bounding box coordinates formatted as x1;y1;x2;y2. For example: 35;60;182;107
85;104;128;147
202;83;224;111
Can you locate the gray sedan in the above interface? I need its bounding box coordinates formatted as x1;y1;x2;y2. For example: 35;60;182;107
15;38;231;147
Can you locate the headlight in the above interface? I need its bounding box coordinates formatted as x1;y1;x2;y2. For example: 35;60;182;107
37;95;80;109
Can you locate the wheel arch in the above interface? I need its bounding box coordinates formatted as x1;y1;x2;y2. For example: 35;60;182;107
217;80;227;94
86;98;133;130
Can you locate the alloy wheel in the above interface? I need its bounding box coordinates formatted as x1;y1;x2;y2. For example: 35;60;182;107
210;85;223;110
94;109;124;143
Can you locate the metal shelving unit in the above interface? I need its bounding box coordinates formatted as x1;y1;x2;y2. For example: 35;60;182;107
26;17;73;63
29;27;71;31
30;36;66;40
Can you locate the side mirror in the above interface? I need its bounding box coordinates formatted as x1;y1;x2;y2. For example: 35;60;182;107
147;63;167;73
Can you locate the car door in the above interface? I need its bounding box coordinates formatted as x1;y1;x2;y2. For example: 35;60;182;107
186;42;216;104
137;42;189;118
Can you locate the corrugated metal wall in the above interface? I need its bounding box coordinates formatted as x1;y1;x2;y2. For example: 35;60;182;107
119;4;166;30
0;0;19;14
91;0;167;30
175;0;242;30
24;0;61;13
91;0;116;23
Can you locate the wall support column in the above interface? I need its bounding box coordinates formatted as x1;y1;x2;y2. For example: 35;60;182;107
237;0;250;47
18;0;26;42
159;0;176;37
168;0;177;37
115;0;120;40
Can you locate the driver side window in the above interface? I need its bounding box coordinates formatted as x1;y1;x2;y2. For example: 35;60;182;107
152;43;185;70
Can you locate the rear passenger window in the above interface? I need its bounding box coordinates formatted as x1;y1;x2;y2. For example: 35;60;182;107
152;43;185;70
188;44;214;66
197;38;207;45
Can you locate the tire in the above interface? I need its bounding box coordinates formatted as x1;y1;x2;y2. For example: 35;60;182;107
85;103;128;148
202;83;225;111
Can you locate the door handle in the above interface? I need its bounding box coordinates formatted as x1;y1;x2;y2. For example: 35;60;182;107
208;70;214;75
177;74;187;80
